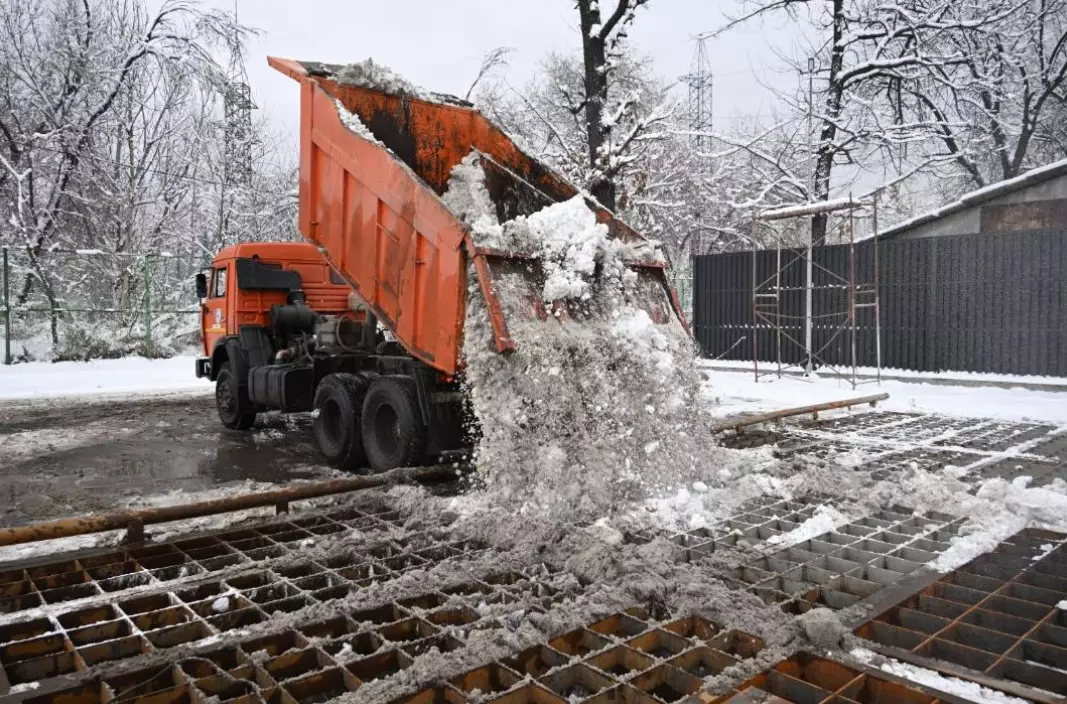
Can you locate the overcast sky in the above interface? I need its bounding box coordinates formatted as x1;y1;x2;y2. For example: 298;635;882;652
191;0;805;150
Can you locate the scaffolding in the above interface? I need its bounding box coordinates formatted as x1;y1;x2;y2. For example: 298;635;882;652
750;196;883;389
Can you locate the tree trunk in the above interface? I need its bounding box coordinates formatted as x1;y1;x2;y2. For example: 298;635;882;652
577;0;617;211
812;0;846;245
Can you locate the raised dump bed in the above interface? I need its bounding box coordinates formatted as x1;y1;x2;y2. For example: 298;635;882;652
267;56;686;377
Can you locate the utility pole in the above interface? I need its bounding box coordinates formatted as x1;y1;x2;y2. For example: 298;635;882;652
222;0;255;244
681;32;714;305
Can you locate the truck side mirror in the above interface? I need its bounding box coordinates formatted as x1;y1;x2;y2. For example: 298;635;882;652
195;273;208;300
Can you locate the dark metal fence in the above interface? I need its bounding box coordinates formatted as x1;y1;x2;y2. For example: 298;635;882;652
693;228;1067;377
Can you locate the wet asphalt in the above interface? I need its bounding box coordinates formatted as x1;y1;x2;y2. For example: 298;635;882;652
0;394;341;527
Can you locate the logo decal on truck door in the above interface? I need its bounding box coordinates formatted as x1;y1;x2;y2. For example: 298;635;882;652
206;306;225;334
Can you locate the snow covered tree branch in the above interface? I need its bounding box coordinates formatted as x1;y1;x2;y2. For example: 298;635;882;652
0;0;296;360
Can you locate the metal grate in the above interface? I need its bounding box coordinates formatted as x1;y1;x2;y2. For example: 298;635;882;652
6;608;765;704
0;505;426;619
0;503;537;701
391;612;765;704
855;528;1067;697
1;490;1058;703
709;651;947;703
768;412;1065;483
656;497;961;611
749;508;964;611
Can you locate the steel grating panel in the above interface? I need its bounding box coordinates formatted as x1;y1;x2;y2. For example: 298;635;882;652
709;652;950;703
650;496;962;612
762;412;1065;483
6;607;767;704
0;490;1051;703
744;508;964;612
0;505;448;619
374;612;769;704
855;528;1067;698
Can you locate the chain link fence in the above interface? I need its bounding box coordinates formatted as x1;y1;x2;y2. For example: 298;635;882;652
2;247;208;364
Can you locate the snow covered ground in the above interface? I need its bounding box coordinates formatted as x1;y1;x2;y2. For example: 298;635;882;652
705;359;1067;388
702;364;1067;425
0;354;211;402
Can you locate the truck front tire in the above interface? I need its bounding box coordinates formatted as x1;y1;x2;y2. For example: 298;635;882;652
216;363;256;430
314;373;369;471
361;376;427;472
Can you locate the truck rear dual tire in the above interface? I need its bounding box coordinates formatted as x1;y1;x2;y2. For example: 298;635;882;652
312;373;428;473
313;374;370;471
361;376;427;472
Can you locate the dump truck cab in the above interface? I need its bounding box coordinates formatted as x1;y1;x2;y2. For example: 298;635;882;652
195;242;354;378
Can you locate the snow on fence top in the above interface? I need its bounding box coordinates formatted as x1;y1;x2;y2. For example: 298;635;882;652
760;196;866;221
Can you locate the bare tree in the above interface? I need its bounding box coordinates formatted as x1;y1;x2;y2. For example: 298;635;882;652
482;47;673;199
0;0;238;348
719;0;1067;239
465;47;513;102
0;0;299;361
888;0;1067;190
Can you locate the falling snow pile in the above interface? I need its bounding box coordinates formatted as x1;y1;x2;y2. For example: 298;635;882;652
445;153;727;519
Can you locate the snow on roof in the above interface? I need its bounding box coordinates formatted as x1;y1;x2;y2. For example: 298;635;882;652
879;158;1067;239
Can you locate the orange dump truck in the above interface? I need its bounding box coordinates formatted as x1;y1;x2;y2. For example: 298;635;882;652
195;57;686;472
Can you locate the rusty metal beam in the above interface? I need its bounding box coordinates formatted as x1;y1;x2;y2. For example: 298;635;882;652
712;393;889;434
0;464;458;548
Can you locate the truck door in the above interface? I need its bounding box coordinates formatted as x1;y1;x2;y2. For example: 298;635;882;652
203;263;230;354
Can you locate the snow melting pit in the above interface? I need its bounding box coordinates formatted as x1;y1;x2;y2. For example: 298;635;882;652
855;528;1067;698
4;602;770;704
0;500;518;701
752;507;965;612
713;651;942;703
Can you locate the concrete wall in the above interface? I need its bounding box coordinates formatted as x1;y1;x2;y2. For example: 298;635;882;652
890;172;1067;240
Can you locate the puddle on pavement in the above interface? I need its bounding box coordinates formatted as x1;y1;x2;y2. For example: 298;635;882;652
35;420;322;484
0;411;337;523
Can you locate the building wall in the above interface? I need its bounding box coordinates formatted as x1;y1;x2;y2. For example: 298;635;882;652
889;172;1067;240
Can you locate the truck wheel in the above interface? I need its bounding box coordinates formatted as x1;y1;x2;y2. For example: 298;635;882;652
314;373;369;471
361;376;427;472
216;363;257;430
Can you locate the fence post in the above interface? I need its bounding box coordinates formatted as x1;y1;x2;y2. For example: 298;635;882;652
2;247;9;365
143;254;153;358
926;238;939;372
